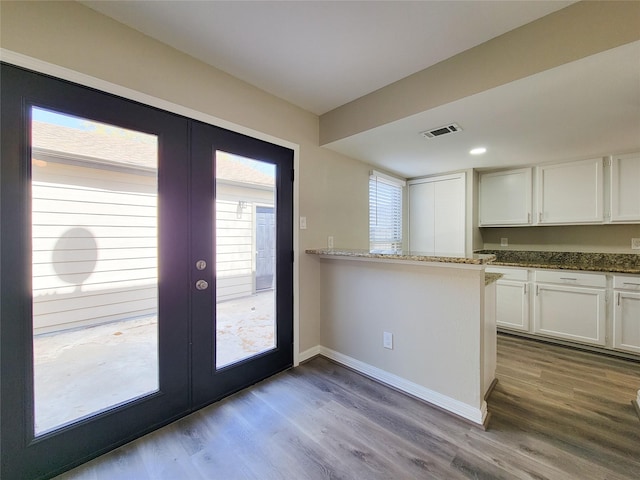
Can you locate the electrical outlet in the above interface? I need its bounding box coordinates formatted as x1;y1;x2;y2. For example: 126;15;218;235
299;216;307;230
632;238;640;250
500;238;508;247
328;236;334;249
383;331;393;349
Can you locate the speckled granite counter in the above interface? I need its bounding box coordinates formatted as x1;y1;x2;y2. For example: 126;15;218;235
485;273;503;286
306;249;496;265
476;250;640;275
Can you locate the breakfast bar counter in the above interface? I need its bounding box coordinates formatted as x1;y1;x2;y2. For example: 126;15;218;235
306;248;498;426
305;248;496;266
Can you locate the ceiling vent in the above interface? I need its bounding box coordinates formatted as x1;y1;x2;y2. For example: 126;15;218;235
420;123;462;139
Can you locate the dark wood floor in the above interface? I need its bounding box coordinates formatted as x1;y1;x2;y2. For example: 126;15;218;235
56;334;640;479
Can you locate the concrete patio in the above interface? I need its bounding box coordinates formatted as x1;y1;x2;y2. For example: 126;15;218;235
33;290;275;434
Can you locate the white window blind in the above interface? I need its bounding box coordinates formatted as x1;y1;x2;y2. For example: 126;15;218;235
369;171;405;252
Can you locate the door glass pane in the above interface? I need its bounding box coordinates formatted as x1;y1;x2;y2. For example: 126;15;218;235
215;151;276;368
31;107;159;435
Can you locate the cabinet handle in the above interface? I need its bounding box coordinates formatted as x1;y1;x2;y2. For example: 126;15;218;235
618;292;621;306
536;285;539;296
538;212;542;223
560;277;578;281
524;284;528;295
622;282;640;286
527;213;531;224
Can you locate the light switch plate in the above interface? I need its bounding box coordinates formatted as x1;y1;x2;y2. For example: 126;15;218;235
299;216;307;230
500;238;508;247
632;238;640;250
383;331;393;349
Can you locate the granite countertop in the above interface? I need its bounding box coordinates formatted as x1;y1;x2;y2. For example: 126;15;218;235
485;273;503;286
477;250;640;275
306;248;496;265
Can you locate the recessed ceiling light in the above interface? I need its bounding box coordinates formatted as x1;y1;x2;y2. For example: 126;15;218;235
470;147;487;155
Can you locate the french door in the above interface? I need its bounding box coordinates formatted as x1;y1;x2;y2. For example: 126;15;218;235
0;63;293;479
190;121;293;409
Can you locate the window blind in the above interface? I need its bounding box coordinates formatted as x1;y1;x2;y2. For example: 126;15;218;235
369;171;404;252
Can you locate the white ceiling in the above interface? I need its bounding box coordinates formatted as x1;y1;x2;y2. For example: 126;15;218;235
82;0;574;115
327;40;640;177
81;1;639;178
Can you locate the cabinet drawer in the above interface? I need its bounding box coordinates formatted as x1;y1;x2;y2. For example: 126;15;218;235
613;275;640;291
534;270;606;288
486;267;528;282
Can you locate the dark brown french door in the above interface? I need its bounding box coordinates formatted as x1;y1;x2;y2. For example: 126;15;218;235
190;121;294;410
0;63;293;479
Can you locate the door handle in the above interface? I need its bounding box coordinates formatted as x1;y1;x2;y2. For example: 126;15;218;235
195;279;209;291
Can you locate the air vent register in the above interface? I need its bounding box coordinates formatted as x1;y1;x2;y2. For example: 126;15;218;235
420;123;462;139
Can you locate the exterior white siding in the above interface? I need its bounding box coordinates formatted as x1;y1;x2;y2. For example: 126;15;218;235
32;159;158;334
215;199;254;302
30;135;277;332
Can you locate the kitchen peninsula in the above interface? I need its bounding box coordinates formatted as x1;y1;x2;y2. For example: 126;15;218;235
306;249;498;427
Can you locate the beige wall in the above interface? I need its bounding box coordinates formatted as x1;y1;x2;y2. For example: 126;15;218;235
0;0;370;352
319;257;489;422
481;224;640;254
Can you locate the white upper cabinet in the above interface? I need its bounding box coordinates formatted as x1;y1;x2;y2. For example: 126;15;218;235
478;168;532;226
409;173;465;255
610;152;640;223
537;158;604;224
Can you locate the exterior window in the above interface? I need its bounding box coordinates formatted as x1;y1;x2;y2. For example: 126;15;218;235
369;171;405;252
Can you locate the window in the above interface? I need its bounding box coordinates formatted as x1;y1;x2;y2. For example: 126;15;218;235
369;170;405;252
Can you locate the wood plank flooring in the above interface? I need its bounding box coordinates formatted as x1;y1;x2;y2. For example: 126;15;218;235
55;334;640;479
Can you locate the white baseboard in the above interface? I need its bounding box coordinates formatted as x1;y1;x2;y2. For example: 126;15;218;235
318;346;487;426
298;345;322;363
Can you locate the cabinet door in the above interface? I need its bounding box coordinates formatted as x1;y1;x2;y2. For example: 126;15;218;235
408;181;435;252
433;176;465;254
537;158;604;224
611;152;640;222
479;168;532;226
495;281;530;331
408;173;465;254
533;284;606;345
613;291;640;354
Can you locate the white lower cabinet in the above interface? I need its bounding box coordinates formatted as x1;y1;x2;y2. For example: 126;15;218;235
487;268;529;332
496;282;530;331
534;283;606;346
491;266;639;355
613;275;640;354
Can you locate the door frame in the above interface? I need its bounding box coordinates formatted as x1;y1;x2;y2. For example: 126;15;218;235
1;62;195;479
0;50;301;368
0;53;301;479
